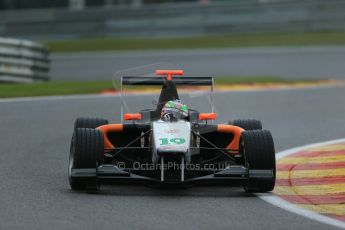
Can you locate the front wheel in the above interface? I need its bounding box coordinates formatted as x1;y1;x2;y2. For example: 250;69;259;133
74;117;109;131
69;128;104;191
241;130;276;192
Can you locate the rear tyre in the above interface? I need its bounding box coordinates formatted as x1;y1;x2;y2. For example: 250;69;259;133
241;130;276;192
69;128;104;191
74;117;108;131
228;119;262;130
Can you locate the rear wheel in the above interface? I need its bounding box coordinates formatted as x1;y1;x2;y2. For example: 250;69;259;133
74;117;108;131
69;128;104;190
228;119;262;130
241;130;276;192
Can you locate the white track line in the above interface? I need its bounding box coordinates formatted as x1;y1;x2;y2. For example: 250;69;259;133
257;138;345;229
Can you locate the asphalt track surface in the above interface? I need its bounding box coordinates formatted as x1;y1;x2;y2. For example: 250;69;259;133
51;46;345;81
1;85;345;230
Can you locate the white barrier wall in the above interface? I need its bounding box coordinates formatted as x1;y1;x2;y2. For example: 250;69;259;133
0;38;50;83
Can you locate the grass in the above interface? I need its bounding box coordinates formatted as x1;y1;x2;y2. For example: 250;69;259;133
0;81;113;98
0;76;323;98
44;31;345;53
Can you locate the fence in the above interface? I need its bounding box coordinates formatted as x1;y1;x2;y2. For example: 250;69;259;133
0;0;345;39
0;38;50;83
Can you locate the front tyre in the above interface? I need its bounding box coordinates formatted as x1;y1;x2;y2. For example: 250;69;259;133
69;128;104;191
74;117;109;131
241;130;276;192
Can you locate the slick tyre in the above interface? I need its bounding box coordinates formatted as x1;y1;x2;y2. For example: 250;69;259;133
228;119;262;130
74;117;108;131
241;130;276;192
69;128;104;191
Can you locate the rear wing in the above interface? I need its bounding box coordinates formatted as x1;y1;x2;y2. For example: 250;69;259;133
121;76;214;86
119;70;215;122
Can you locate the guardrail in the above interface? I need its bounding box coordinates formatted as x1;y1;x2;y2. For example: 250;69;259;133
1;0;345;39
0;37;50;83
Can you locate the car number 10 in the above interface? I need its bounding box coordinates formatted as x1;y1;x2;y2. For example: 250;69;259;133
159;138;185;145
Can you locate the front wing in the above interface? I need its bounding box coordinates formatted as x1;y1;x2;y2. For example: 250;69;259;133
70;164;274;186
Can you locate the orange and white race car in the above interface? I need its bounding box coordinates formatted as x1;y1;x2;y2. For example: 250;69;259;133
68;68;276;192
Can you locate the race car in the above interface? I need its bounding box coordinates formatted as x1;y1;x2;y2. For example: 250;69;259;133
68;69;276;192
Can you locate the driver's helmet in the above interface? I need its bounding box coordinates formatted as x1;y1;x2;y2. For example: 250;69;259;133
161;100;189;121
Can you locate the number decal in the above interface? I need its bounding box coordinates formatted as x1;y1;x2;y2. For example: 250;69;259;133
159;138;169;145
170;138;185;144
159;138;185;145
